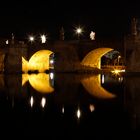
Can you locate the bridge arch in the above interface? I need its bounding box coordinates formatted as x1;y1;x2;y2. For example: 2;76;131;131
81;74;116;99
22;50;54;73
22;73;54;94
81;48;113;69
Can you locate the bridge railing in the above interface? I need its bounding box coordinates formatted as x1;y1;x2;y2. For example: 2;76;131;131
101;65;125;70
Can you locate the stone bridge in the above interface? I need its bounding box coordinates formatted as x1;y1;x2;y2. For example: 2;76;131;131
0;38;124;73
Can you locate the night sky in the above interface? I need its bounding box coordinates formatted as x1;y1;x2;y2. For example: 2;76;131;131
0;0;139;40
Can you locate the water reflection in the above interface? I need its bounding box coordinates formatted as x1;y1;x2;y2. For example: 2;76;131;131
76;108;81;119
30;96;34;108
81;74;116;99
125;76;140;130
62;106;64;114
41;97;46;108
22;73;54;94
0;72;130;138
101;74;105;84
89;104;95;112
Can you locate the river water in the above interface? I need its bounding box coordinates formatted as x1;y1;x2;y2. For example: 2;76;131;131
0;73;138;139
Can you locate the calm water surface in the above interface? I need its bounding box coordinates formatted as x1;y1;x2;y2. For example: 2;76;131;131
0;73;138;139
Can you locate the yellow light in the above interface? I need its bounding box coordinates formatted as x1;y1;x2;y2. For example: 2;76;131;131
22;74;29;86
81;48;113;69
112;69;120;74
22;57;29;73
41;35;46;43
28;50;53;72
22;50;54;72
22;73;54;94
112;69;125;73
118;77;121;81
28;73;54;94
81;74;116;99
41;97;46;108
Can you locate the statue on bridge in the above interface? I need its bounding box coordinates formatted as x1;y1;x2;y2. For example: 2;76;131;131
59;27;65;41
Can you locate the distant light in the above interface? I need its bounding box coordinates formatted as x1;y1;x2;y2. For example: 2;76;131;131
118;77;123;82
121;69;125;72
41;35;46;43
111;69;120;75
41;97;46;108
76;28;82;34
30;96;34;108
50;60;54;64
50;72;54;80
29;36;34;42
89;104;95;112
76;108;81;119
90;31;95;40
118;55;121;58
111;69;125;75
121;77;124;81
6;40;9;44
118;77;121;81
62;106;64;113
101;74;105;84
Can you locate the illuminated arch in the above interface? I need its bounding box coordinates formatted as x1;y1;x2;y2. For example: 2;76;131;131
22;73;54;94
22;57;29;73
81;74;116;99
29;50;53;72
22;50;54;73
81;48;113;69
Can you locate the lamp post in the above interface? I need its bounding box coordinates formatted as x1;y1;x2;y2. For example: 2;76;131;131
29;36;34;44
118;55;121;65
76;27;82;40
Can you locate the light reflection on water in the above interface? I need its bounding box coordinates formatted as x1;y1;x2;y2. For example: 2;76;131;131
81;74;116;99
22;73;54;94
0;73;137;138
0;73;124;108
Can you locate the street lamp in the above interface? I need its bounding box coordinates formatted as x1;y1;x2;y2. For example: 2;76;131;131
29;36;34;43
118;55;121;65
76;27;83;39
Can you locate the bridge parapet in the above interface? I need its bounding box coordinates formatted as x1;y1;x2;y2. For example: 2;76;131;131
125;35;140;72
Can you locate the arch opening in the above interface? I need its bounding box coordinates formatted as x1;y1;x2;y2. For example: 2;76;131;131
81;48;113;69
81;48;124;70
22;50;55;73
101;50;124;68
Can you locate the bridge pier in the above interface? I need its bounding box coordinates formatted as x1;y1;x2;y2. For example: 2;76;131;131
125;35;140;73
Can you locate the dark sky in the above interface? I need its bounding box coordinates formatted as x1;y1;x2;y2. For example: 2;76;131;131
0;0;139;39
